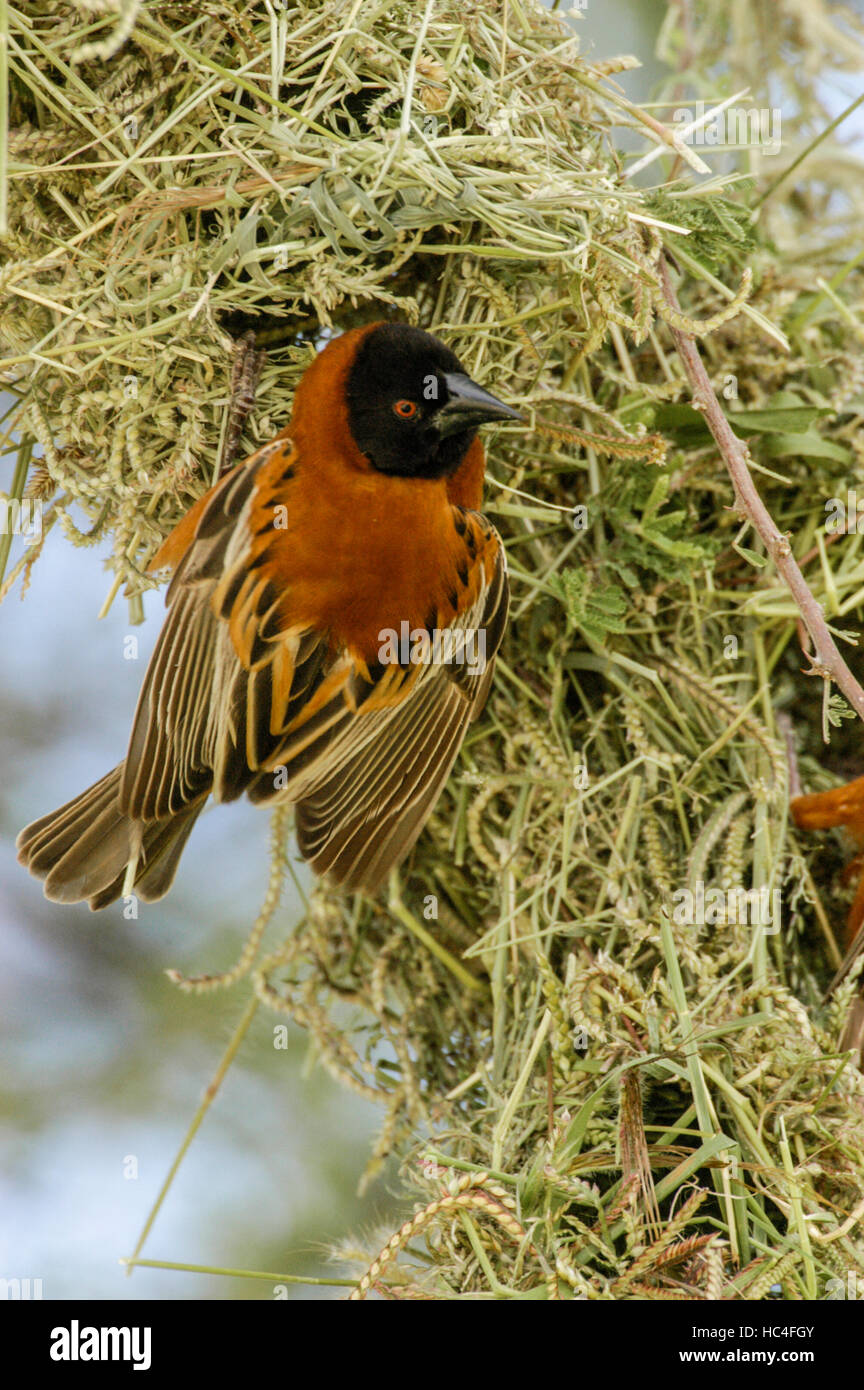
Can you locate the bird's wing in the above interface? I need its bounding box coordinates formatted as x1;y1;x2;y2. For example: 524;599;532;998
285;523;509;891
121;437;333;819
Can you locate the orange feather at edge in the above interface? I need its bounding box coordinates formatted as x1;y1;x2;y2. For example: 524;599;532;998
791;776;864;947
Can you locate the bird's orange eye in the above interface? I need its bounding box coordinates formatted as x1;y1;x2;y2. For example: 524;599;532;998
393;399;418;419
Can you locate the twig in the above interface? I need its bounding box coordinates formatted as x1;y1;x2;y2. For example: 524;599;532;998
217;330;267;481
659;256;864;726
755;90;864;210
775;711;801;799
124;994;260;1276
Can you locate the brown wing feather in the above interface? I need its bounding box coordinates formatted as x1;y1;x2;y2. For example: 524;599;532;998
121;439;333;818
295;673;469;890
291;534;509;890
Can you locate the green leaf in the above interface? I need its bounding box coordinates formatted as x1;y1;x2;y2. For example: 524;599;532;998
735;545;768;568
549;570;630;641
642;525;704;559
762;432;851;462
727;406;832;434
646;186;756;272
652;403;712;444
641;473;671;522
826;694;856;728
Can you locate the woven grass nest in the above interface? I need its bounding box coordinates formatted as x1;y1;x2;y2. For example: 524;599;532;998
5;0;864;1300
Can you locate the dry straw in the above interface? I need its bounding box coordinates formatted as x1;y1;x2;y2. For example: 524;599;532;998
5;0;864;1299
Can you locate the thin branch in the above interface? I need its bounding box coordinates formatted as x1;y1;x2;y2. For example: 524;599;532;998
755;90;864;209
659;255;864;725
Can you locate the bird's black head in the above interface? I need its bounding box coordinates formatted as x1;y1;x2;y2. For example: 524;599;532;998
345;323;520;480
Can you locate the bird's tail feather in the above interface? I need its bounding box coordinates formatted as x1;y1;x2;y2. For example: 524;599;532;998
16;764;204;910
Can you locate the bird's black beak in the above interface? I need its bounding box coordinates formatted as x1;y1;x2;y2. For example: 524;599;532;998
434;372;522;439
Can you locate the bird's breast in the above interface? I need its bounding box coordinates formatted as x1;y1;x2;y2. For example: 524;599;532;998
255;453;488;664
